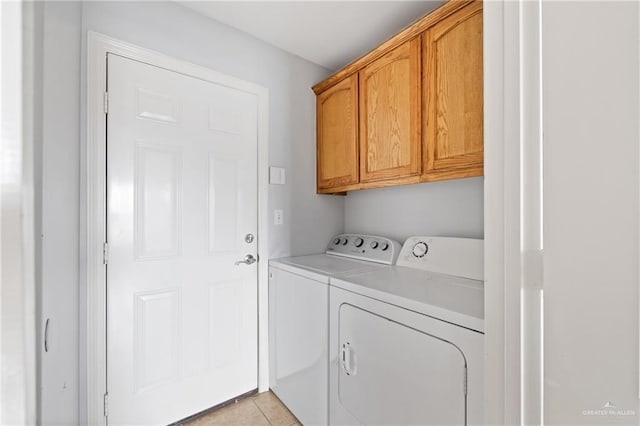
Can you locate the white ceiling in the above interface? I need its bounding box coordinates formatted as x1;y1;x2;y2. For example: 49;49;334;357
181;1;444;71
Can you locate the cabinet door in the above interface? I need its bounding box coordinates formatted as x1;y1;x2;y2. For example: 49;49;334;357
359;38;421;183
316;75;359;191
423;1;483;177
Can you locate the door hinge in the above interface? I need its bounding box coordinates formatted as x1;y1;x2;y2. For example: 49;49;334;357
103;91;109;114
103;392;109;417
103;242;109;265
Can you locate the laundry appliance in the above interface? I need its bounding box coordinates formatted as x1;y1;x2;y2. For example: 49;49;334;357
329;236;484;425
268;234;401;425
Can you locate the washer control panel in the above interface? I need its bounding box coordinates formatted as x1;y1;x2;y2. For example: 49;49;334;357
326;234;401;265
397;236;484;280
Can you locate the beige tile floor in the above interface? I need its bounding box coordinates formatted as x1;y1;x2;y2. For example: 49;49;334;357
183;391;300;426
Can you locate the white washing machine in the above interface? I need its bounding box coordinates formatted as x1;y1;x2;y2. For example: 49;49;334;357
269;234;401;425
329;237;484;425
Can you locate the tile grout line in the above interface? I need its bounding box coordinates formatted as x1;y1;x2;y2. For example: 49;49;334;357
262;394;300;426
250;396;274;426
268;394;299;426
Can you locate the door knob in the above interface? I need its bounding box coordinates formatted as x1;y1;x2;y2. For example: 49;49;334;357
235;254;257;266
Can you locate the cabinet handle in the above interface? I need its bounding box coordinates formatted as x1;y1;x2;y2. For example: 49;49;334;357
44;318;50;352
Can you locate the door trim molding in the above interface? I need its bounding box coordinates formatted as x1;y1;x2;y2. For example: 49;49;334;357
484;0;543;423
86;32;269;425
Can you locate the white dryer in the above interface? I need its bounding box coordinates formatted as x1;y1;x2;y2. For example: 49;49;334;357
269;234;401;425
329;237;484;425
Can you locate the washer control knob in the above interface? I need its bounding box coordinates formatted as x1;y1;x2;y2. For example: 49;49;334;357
334;238;341;245
354;237;364;247
370;241;379;249
412;242;429;258
342;238;349;245
380;242;389;251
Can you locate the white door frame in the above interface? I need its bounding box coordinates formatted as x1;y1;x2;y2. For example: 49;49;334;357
483;1;521;422
85;32;270;425
484;0;543;424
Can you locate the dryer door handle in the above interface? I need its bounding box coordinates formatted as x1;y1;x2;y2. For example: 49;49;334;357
341;342;357;376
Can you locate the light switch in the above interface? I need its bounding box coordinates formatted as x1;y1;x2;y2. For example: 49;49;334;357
274;209;283;225
269;167;286;185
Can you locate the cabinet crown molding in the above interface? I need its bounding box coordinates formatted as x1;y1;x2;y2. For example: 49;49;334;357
312;0;476;95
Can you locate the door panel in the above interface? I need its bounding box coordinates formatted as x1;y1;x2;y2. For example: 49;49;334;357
107;54;258;425
133;289;180;393
359;38;421;183
208;156;241;252
209;281;243;367
338;303;466;425
134;143;182;259
423;2;483;173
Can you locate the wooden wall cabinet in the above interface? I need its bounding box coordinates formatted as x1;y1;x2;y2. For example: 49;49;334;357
422;1;483;181
316;75;359;192
313;0;483;194
359;38;421;184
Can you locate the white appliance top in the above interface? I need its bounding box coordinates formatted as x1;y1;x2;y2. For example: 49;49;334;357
330;236;484;332
269;234;401;283
269;254;387;283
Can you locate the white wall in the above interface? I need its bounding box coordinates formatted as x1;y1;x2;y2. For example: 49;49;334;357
39;2;82;425
38;1;343;423
543;1;639;424
345;177;483;243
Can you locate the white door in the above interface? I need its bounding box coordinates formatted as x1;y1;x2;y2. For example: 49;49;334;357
106;54;258;425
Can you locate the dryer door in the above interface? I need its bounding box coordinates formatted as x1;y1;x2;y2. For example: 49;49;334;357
338;304;467;425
